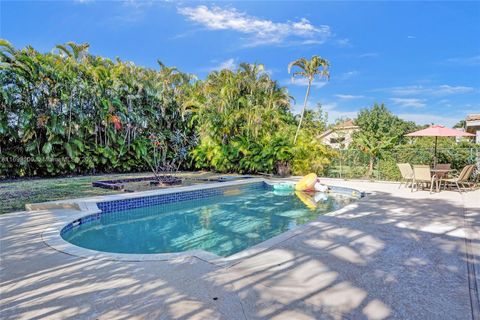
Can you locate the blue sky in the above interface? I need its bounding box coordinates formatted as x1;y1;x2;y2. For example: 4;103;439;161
1;0;479;127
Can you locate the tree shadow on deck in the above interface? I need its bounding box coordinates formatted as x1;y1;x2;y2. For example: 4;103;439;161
207;191;479;319
0;190;478;319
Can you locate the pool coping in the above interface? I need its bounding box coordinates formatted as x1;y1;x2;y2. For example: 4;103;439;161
37;178;365;266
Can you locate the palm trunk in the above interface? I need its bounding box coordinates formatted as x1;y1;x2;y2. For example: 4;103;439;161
293;77;312;144
68;101;72;141
367;156;374;178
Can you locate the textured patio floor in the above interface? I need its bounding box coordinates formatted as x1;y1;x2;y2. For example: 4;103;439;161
1;180;479;319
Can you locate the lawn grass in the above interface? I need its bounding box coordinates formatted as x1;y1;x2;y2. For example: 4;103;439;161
0;171;234;214
0;172;153;214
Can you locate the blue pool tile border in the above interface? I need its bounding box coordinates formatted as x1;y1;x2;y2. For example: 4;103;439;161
59;181;363;237
61;181;269;236
45;179;367;263
97;181;268;213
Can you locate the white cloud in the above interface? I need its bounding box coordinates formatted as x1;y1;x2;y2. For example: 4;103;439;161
336;70;359;80
318;104;459;126
107;0;154;23
301;39;323;45
264;67;277;76
335;94;366;100
322;102;358;122
445;55;480;66
390;98;426;108
397;113;458;127
288;77;328;89
438;99;452;107
407;35;416;39
358;52;379;58
389;85;426;95
388;84;475;96
436;85;475;95
177;5;331;47
213;58;237;71
336;38;352;47
123;0;152;8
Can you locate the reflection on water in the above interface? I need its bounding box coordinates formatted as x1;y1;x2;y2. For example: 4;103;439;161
63;189;355;257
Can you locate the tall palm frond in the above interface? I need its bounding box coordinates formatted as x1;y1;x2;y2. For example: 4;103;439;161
288;55;330;144
54;42;89;61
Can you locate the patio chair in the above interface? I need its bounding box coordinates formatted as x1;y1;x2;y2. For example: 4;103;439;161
412;165;435;193
434;163;451;170
397;163;414;188
442;164;475;192
433;163;451;180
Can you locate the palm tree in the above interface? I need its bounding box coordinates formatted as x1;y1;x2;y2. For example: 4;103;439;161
355;133;397;178
288;55;330;144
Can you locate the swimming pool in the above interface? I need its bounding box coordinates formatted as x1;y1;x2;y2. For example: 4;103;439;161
61;181;360;257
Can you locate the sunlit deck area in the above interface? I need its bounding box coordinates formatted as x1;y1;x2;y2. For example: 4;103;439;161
1;179;478;320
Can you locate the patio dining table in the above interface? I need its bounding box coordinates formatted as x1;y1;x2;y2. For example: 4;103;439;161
431;168;455;192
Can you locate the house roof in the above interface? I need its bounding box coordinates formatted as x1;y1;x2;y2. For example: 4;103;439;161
466;114;480;121
318;129;334;139
334;120;359;129
318;120;359;139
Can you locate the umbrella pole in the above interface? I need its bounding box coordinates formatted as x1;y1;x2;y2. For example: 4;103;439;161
434;136;438;167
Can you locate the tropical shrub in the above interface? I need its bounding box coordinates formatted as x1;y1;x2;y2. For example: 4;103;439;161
0;40;195;177
189;64;296;174
291;132;337;175
1;41;337;178
5;40;453;180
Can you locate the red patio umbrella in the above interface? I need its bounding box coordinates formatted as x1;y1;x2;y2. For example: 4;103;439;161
405;125;475;165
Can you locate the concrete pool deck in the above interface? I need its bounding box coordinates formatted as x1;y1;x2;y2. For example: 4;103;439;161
1;179;479;319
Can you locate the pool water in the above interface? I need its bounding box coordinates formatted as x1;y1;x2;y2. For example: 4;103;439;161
62;186;356;257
